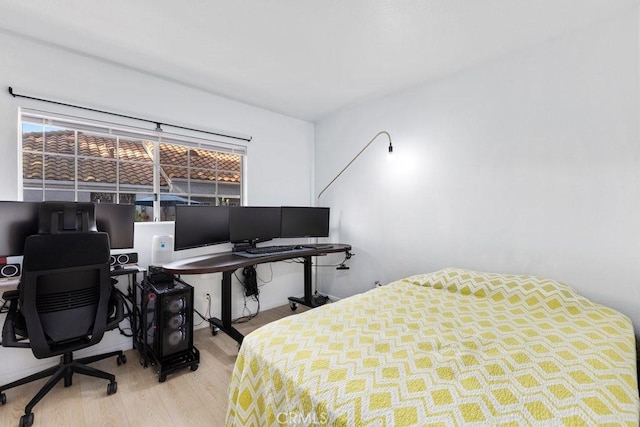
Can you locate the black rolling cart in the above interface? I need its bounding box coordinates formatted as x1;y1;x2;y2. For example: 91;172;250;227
134;267;199;382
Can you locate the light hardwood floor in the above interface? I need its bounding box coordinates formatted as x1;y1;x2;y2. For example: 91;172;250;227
1;304;308;426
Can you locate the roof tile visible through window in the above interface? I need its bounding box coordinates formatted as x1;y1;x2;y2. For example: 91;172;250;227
44;155;75;181
189;148;215;169
77;132;117;159
119;162;154;186
22;153;43;180
22;130;241;184
159;143;188;166
119;139;153;162
79;159;116;183
44;130;75;155
22;132;43;152
219;153;241;171
219;171;241;182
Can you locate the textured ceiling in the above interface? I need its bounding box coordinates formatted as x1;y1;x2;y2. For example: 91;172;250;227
0;0;637;121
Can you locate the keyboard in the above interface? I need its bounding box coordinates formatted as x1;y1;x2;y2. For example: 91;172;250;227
244;245;299;255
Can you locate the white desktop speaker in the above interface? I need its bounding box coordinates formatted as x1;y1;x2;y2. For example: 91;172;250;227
152;235;174;266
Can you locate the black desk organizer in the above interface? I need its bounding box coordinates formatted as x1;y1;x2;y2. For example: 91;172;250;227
132;267;199;382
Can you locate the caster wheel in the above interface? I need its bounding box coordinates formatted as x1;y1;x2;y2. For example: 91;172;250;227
190;364;199;372
107;381;118;395
117;354;127;365
211;326;218;336
289;302;298;311
20;412;34;427
159;375;166;383
0;392;6;405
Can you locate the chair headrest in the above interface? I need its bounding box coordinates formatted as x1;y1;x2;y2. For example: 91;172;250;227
38;202;97;234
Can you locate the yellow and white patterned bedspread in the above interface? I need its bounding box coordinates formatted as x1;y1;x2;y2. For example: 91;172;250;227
226;268;639;425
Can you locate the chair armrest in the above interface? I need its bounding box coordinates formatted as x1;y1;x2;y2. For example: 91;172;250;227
105;289;125;331
1;295;29;348
2;289;19;300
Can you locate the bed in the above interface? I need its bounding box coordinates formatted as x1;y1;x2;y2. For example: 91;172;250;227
226;268;639;425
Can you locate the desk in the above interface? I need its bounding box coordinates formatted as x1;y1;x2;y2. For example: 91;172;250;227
0;278;19;290
162;244;351;345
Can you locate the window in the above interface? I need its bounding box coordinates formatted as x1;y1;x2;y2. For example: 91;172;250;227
20;109;245;221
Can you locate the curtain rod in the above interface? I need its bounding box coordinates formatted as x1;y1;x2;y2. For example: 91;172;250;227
8;86;252;143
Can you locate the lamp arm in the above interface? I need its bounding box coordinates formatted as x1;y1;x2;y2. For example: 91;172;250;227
317;131;392;201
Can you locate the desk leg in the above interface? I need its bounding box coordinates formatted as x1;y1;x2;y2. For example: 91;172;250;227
208;270;244;346
130;273;137;351
303;256;313;305
140;275;149;367
288;256;327;309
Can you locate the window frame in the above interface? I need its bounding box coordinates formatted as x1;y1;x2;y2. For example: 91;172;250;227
19;108;247;220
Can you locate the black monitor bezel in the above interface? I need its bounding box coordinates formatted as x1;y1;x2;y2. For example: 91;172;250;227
280;206;330;238
174;205;231;251
95;203;136;250
229;206;281;245
0;201;40;258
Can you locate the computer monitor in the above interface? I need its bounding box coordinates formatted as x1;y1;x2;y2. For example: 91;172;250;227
280;207;330;238
95;203;135;250
229;206;281;245
0;201;40;257
174;205;230;251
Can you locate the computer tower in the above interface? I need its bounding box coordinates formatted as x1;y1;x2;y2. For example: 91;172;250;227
146;280;194;360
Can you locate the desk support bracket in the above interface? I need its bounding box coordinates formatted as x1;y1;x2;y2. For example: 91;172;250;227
288;256;328;310
207;271;244;346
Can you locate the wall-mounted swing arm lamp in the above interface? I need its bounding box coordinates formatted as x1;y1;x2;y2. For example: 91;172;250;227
316;131;393;270
317;130;393;200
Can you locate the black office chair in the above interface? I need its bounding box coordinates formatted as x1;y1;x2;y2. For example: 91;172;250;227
0;202;126;427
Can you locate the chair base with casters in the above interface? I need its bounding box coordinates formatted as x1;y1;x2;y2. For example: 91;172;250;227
0;349;127;427
1;278;127;427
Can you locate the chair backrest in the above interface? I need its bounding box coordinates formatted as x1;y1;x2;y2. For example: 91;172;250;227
19;202;112;359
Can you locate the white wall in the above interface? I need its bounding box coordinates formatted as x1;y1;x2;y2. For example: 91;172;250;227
0;30;315;382
315;11;640;330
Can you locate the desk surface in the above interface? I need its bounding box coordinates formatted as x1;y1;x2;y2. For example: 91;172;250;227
0;277;19;290
162;244;351;275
